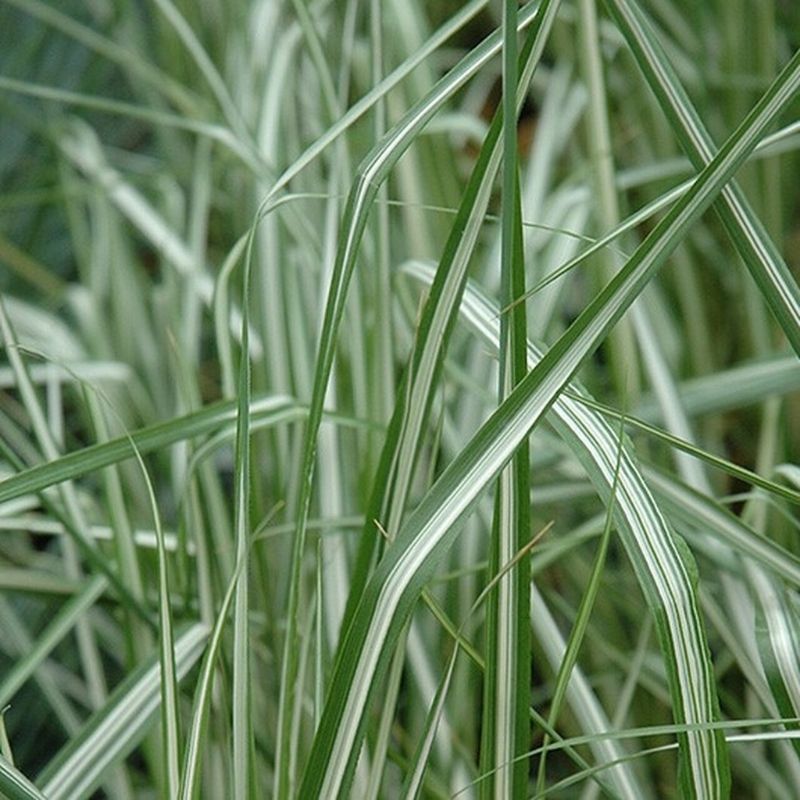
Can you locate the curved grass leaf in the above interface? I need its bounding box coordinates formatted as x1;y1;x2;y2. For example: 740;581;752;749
572;395;800;507
3;4;798;798
0;75;260;173
4;0;198;115
751;564;800;757
263;0;491;202
341;0;560;693
0;395;299;506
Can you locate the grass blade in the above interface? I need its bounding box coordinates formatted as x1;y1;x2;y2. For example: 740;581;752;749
480;0;532;787
0;575;107;708
274;5;547;795
0;396;300;505
0;758;47;800
231;222;255;800
38;624;208;800
605;0;800;356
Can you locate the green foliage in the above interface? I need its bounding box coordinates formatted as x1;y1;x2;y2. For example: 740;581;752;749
0;1;799;797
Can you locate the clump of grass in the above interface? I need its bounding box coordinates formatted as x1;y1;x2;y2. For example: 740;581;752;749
1;1;799;798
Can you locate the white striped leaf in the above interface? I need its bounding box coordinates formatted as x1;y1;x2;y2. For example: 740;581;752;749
38;624;208;800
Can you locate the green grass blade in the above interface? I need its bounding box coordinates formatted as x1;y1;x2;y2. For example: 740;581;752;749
295;55;800;776
531;587;645;799
231;224;255;800
0;75;258;172
0;345;148;624
149;0;251;147
0;297;124;778
751;565;800;754
136;437;181;796
403;522;543;800
4;3;798;797
536;417;622;794
0;757;47;800
56;121;261;359
86;392;148;662
578;0;640;399
634;353;800;421
401;645;459;800
480;0;532;784
0;597;82;736
571;394;800;507
646;469;800;587
177;545;244;800
5;0;198;114
263;0;491;202
605;0;800;357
